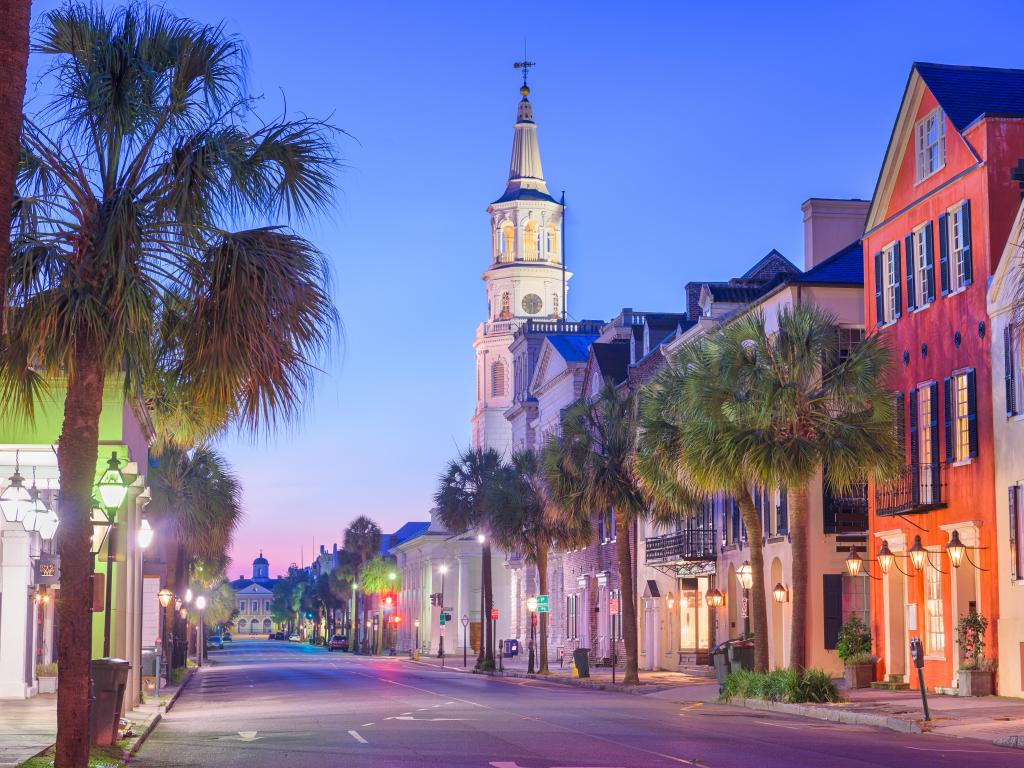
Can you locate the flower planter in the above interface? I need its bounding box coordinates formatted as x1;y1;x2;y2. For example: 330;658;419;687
37;676;57;694
844;663;875;689
957;667;993;697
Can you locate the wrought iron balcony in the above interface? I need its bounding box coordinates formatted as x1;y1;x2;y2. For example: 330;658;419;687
875;463;947;517
645;528;718;564
824;481;869;534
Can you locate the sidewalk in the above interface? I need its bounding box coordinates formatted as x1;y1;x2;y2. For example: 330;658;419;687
0;670;193;768
405;653;1024;749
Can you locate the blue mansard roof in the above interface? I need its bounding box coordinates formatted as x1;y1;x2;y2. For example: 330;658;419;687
915;62;1024;132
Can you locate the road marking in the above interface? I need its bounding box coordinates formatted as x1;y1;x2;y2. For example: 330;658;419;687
385;715;477;722
755;720;800;730
348;730;367;744
680;703;703;711
490;764;625;768
237;731;261;741
361;723;374;727
905;746;1000;753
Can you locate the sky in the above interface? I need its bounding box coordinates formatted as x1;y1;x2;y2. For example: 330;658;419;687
24;0;1024;578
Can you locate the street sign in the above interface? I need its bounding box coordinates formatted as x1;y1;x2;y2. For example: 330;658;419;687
439;613;446;626
609;598;619;616
536;594;550;613
461;614;469;628
490;608;499;621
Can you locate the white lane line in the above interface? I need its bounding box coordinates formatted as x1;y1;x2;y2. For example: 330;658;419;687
361;722;374;727
348;730;368;744
754;720;800;730
905;746;1001;753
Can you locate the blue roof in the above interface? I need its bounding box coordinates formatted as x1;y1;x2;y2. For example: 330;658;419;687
915;62;1024;131
491;187;560;205
380;521;431;554
792;240;863;285
547;334;597;362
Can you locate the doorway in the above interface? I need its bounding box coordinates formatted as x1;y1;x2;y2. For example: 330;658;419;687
679;577;710;664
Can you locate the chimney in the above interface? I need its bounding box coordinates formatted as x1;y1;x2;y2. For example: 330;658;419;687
801;198;870;270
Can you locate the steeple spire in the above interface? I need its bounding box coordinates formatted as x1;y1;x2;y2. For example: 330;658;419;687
500;62;552;202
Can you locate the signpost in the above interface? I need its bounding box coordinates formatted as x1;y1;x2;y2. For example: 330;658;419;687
609;599;619;685
462;614;470;668
490;608;499;668
536;594;549;613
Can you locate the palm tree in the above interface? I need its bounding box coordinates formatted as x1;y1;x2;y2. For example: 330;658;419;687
148;445;242;669
360;556;400;653
0;0;31;293
343;516;381;653
734;305;900;670
2;8;338;762
542;382;650;686
434;448;502;668
489;450;590;674
637;321;772;672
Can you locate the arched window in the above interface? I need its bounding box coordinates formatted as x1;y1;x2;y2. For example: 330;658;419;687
491;359;507;398
238;619;248;631
498;221;514;261
546;226;559;260
499;292;511;320
263;619;272;633
523;220;539;261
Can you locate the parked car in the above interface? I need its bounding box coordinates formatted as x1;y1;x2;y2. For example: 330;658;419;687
276;632;286;640
288;633;300;642
206;635;224;650
222;631;232;642
328;635;348;652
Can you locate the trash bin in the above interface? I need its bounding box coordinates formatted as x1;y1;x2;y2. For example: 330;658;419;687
503;639;519;658
572;648;590;679
90;658;131;746
728;641;755;672
140;647;160;698
711;642;731;687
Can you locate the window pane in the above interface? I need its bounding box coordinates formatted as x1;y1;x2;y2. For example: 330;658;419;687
925;564;945;657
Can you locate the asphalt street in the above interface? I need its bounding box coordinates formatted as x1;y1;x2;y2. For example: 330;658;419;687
134;638;1024;768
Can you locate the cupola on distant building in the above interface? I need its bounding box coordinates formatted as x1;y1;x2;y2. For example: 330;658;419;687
229;552;280;636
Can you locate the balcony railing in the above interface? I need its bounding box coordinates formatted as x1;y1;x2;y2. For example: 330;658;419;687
824;481;869;534
875;463;947;517
645;528;718;564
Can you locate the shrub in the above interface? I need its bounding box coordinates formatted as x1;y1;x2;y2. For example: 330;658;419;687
956;610;989;669
36;662;58;677
720;667;841;704
835;616;873;666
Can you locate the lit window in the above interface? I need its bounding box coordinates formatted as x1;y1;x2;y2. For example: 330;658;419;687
925;563;945;657
953;372;970;462
916;108;946;182
918;385;934;504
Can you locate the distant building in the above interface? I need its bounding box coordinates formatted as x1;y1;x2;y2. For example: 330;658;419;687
230;553;280;636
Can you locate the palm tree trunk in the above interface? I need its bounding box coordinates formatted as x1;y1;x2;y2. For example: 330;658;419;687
788;487;809;671
55;349;106;768
615;515;640;685
0;0;31;304
734;486;769;673
483;542;494;665
537;542;549;674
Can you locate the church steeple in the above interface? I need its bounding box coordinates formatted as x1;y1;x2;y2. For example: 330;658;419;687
496;68;555;204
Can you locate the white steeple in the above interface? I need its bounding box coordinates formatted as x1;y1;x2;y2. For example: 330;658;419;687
472;69;572;454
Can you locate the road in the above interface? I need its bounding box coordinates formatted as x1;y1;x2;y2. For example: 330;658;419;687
134;638;1022;768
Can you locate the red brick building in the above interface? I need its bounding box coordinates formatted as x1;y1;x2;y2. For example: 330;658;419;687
864;63;1024;692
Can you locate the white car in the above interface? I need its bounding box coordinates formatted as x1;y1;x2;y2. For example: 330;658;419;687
288;633;300;642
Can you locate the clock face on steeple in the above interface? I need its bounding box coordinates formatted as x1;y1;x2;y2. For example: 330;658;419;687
521;293;542;315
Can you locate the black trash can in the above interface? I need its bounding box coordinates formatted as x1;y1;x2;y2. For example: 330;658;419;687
728;641;755;672
711;642;731;687
572;648;590;678
503;639;519;658
90;658;131;746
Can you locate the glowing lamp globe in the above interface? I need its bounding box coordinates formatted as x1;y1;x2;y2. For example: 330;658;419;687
877;541;894;575
844;547;863;578
946;529;966;569
736;561;754;590
0;466;32;523
908;535;927;571
772;583;788;603
706;588;724;608
138;518;155;549
96;453;128;511
526;596;538;613
158;588;174;608
36;509;60;541
195;595;207;611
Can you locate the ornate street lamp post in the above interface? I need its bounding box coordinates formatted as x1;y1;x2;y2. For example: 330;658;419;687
736;561;753;636
526;596;538;674
96;452;128;657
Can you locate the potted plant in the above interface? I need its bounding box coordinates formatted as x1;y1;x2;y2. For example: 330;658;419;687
836;616;876;689
956;610;993;696
36;662;57;694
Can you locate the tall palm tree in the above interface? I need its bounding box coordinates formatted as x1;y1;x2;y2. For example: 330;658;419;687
637;322;772;672
488;450;590;674
542;382;649;686
434;448;502;668
148;445;242;668
735;305;900;670
343;516;381;653
0;0;31;295
2;8;338;762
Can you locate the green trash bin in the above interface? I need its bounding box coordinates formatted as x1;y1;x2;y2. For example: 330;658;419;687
90;658;131;746
572;648;590;678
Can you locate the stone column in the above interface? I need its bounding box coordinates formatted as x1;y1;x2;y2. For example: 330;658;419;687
0;526;33;698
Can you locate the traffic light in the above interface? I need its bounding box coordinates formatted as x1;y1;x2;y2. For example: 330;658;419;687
393;616;402;625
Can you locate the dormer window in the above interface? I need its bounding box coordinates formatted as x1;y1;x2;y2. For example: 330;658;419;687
915;108;946;182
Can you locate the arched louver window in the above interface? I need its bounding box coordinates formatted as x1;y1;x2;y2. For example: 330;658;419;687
491;359;507;398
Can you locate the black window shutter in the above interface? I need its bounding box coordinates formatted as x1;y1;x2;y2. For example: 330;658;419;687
874;252;884;325
909;387;919;465
893;242;903;318
823;574;843;650
1011;486;1019;581
778;486;788;534
924;222;936;303
967;368;978;458
823;471;836;534
943;377;954;463
1006;326;1018;417
895;391;906;456
905;234;916;311
962;201;973;286
929;382;941;494
938;213;950;295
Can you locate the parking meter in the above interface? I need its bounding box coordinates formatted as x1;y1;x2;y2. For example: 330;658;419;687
909;637;930;721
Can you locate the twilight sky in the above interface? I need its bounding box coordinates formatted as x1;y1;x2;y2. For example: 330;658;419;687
25;0;1024;577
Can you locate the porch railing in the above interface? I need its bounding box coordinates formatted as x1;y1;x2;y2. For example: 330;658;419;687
875;463;947;517
645;528;718;564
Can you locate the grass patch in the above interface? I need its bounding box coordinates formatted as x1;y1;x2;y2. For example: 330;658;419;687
17;744;125;768
720;667;841;704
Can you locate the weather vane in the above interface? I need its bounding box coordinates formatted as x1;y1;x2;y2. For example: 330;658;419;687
514;53;536;87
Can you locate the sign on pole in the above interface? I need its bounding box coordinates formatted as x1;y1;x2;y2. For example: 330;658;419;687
439;613;446;626
609;597;619;616
536;594;550;613
490;607;499;621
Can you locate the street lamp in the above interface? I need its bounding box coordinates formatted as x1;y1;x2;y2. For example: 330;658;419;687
91;505;112;555
0;454;32;524
877;541;895;575
158;588;174;608
946;530;967;568
138;518;155;549
736;561;753;590
96;452;128;511
526;596;538;674
844;546;863;578
477;533;485;544
706;588;724;608
185;588;193;604
195;595;207;667
908;535;927;571
772;583;789;603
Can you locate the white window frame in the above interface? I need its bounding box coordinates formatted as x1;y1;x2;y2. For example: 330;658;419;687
918;384;934;504
925;560;945;658
947;203;967;293
952;371;971;462
882;244;899;324
1013;326;1024;416
916;108;946;182
913;225;931;308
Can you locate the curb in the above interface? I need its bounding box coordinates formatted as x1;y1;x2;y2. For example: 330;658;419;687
163;667;195;714
994;735;1024;750
727;697;923;734
120;668;197;762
